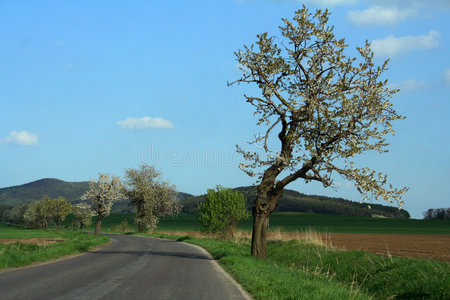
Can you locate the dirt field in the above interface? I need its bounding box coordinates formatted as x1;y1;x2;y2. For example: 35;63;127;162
0;238;65;246
155;231;450;262
297;233;450;262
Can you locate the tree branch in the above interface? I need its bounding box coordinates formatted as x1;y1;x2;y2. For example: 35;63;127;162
263;118;280;151
276;156;318;189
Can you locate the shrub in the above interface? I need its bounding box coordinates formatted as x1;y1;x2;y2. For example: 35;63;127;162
111;220;131;233
198;186;249;239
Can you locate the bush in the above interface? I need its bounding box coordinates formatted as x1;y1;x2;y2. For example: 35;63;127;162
111;220;131;233
198;186;249;239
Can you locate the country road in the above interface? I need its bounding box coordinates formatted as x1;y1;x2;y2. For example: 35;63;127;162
0;234;249;300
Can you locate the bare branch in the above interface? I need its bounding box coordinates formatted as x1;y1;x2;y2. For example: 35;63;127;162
263;118;280;151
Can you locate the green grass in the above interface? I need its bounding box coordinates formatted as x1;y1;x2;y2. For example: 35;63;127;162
263;213;450;234
0;223;109;269
268;240;450;299
82;212;450;234
144;233;450;300
0;223;62;239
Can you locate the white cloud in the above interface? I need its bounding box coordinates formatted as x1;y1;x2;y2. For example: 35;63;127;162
371;30;440;57
443;69;450;87
4;131;39;146
389;79;425;93
117;117;174;130
348;5;416;26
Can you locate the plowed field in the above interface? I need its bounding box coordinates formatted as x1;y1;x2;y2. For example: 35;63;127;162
300;233;450;262
156;231;450;261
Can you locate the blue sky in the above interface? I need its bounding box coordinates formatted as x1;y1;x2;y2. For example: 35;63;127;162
0;0;448;218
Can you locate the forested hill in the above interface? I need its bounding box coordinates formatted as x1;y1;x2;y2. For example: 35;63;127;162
0;178;90;206
0;179;409;218
181;186;410;219
0;178;194;212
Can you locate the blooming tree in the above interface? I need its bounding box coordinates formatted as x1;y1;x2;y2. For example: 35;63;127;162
23;197;53;229
72;202;95;229
48;197;72;229
81;173;124;236
124;164;180;232
229;6;408;258
23;201;40;228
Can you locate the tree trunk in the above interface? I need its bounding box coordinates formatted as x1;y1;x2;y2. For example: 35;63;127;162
57;220;61;230
94;215;102;236
251;187;283;258
251;210;270;258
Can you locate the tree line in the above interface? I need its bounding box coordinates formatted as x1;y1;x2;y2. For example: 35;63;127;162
2;194;101;230
181;187;410;219
2;167;250;240
2;164;181;236
423;208;450;220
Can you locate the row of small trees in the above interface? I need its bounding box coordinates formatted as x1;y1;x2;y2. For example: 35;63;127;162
81;164;180;236
2;198;102;230
2;164;251;239
2;164;181;236
2;196;96;230
2;196;74;229
423;208;450;220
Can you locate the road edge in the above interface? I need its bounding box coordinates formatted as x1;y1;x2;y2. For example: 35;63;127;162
148;236;253;300
183;241;253;300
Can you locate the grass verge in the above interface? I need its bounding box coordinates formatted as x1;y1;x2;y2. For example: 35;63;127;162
0;223;109;270
142;232;450;300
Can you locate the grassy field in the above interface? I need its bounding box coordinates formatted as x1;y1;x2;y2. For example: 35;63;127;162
263;213;450;234
84;212;450;234
0;223;109;270
144;233;450;300
0;223;63;239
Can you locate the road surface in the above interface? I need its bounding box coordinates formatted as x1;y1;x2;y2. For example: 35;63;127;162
0;234;249;299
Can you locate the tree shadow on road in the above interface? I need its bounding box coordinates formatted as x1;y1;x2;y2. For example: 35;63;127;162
90;250;212;260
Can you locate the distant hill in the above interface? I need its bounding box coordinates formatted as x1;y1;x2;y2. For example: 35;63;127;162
180;186;410;219
177;192;195;199
0;179;408;218
0;178;89;206
0;178;193;213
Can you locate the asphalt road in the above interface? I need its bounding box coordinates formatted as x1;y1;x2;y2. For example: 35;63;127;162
0;234;249;300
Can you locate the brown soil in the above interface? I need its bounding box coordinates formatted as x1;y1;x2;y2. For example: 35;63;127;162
0;238;66;246
154;231;450;262
288;233;450;262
